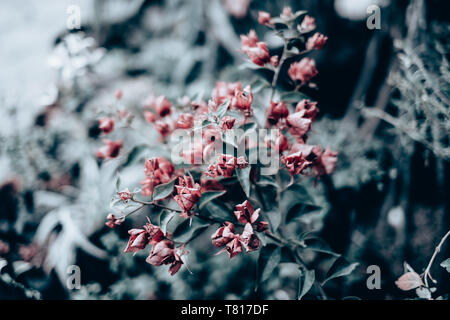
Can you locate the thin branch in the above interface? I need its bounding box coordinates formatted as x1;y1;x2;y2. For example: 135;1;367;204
423;230;450;287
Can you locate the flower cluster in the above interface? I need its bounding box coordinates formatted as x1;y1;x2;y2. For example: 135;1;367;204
123;219;184;275
211;200;267;258
100;7;337;276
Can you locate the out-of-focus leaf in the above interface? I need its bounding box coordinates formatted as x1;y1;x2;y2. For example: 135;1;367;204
440;258;450;273
416;287;432;299
152;179;176;201
303;237;340;257
298;269;315;300
202;200;231;221
122;144;149;167
322;257;359;286
281;91;309;102
257;244;281;287
251;79;270;93
266;211;282;231
198;190;227;209
215;99;230;119
236;166;251;197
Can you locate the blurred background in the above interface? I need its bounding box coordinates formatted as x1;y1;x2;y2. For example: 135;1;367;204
0;0;449;300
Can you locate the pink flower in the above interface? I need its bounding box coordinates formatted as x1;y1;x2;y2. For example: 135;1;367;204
223;0;250;19
395;272;423;291
225;237;242;259
0;240;9;256
288;58;318;83
287;111;313;139
105;213;124;229
232;85;253;113
258;11;272;25
240;30;259;48
141;157;176;196
306;33;328;51
280;6;294;20
98;117;115;134
266;131;289;153
270;55;279;67
283;144;321;175
314;147;338;176
118;188;133;202
295;99;319;121
256;221;269;232
143;111;156;123
211;222;236;248
154;120;172;138
115;89;123;100
96;139;123;160
153;96;172;117
234;200;260;224
266;101;289;125
239;223;261;252
175;113;194;129
243;42;271;66
212;81;242;105
298;15;316;33
174;175;202;218
144;220;165;245
146;240;183;275
124;228;148;253
207;154;247;178
221;116;236;130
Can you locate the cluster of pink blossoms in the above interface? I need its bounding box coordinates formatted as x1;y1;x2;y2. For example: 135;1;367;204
212;200;268;258
99;8;337;276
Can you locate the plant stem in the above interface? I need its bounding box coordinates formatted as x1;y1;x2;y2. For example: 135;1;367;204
291;247;328;300
423;229;450;287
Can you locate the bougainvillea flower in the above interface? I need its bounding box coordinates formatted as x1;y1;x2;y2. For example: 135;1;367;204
287;111;313;139
314;147;338;176
298;15;316;33
225;237;243;259
258;11;272;25
223;0;250;19
240;30;259;48
96;139;123;159
243;42;271;66
212;81;242;105
256;221;269;232
306;32;328;51
143;220;165;245
154;120;172;138
124;228;148;253
98;117;115;134
118;188;133;202
288;58;318;83
146;240;175;265
266;101;289;125
105;213;123;229
175;113;194;129
211;222;236;248
239;223;261;252
270;55;279;67
174;175;202;218
266;131;289;153
232;85;253;112
221;116;236;130
295;99;319;121
234;200;260;224
143;111;156;123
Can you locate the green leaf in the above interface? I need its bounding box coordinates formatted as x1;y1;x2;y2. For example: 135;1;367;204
159;210;176;234
280;184;317;224
122;144;149;167
298;269;315;300
257;244;281;286
440;258;450;273
303;237;340;257
172;218;209;243
215;99;230;119
322;257;359;286
266;211;282;231
256;175;279;188
202;201;232;221
198;190;227;209
251;79;270;93
236;166;251;197
280;91;309;102
152;179;176;201
115;175;121;192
